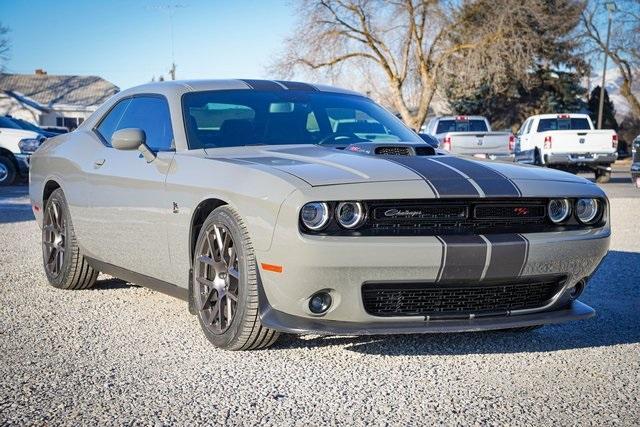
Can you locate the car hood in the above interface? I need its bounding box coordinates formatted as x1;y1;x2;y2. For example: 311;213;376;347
204;145;594;194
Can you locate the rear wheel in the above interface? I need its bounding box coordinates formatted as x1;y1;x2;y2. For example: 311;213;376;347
193;206;279;350
42;189;99;289
0;156;17;186
533;148;543;166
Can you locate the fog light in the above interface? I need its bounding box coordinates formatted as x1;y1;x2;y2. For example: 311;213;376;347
309;292;332;314
569;279;586;300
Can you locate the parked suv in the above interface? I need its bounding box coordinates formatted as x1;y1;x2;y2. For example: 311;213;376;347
514;114;617;183
0;116;45;185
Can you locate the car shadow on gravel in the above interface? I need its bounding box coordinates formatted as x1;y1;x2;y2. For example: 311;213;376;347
274;250;640;355
92;277;140;290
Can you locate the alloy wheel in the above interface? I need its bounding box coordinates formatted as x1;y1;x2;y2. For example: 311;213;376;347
0;163;8;182
195;224;240;334
43;200;66;277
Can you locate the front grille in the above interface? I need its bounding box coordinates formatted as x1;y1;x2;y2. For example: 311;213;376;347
362;278;563;317
474;204;546;219
366;199;550;235
375;146;411;156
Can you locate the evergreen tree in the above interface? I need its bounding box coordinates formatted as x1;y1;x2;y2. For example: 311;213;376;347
448;67;587;131
587;87;619;131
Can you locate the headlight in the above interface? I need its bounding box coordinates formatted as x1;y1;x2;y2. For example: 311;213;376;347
548;198;571;223
18;138;43;154
575;198;599;224
336;201;365;229
301;202;330;230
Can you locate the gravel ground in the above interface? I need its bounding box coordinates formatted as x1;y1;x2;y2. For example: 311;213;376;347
1;184;639;425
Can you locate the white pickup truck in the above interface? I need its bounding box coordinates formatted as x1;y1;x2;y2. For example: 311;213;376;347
423;115;514;159
514;113;618;183
0;116;44;186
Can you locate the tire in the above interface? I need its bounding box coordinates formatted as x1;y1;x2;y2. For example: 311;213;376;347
0;156;17;186
595;169;611;184
533;148;543;167
42;189;99;289
192;205;279;350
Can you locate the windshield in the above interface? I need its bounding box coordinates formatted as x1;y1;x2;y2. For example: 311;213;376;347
0;116;22;130
182;90;421;149
435;119;488;134
537;118;591;132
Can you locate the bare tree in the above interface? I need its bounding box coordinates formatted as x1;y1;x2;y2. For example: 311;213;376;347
0;23;10;71
581;0;640;118
273;0;583;129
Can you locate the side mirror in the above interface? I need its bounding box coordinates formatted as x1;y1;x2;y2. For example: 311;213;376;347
418;133;439;149
111;128;156;162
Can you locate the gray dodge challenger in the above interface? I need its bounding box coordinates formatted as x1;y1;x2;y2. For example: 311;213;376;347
29;79;610;350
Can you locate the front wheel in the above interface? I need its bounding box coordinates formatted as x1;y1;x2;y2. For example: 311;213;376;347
42;189;99;289
193;205;279;350
0;156;17;186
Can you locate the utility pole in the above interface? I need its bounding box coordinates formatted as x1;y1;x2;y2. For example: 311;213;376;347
148;3;185;81
597;1;617;129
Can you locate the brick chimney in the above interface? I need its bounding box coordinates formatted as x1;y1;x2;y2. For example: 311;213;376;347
35;69;47;75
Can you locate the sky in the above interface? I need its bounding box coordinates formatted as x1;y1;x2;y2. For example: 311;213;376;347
0;0;296;90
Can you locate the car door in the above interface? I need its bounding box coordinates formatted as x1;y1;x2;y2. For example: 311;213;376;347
84;95;176;281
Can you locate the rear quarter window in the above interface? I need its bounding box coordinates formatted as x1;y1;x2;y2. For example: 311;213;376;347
537;118;591;132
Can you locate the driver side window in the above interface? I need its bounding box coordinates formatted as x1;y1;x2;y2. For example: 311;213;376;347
96;95;174;151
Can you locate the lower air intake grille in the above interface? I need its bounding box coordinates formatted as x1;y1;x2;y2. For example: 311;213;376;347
362;279;562;317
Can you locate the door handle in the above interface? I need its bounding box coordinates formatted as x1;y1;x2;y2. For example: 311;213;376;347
94;158;106;168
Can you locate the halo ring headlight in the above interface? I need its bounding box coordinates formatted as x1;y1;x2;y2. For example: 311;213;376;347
301;202;330;231
336;201;365;229
548;198;571;223
575;198;599;224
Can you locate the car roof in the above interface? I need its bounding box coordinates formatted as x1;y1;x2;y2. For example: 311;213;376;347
530;113;591;119
117;79;364;98
434;115;488;120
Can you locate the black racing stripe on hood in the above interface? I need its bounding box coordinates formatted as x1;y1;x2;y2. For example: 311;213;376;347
436;235;487;283
276;80;318;91
387;157;480;197
240;79;285;91
434;156;521;197
484;234;529;280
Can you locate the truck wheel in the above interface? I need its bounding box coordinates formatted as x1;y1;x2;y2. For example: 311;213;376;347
0;156;17;186
595;169;611;184
42;189;99;289
533;148;543;166
193;205;279;351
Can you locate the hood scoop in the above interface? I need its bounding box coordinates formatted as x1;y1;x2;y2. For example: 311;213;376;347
345;142;436;157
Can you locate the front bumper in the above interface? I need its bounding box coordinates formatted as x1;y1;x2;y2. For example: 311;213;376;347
545;152;617;166
260;299;595;335
256;226;610;333
14;153;30;175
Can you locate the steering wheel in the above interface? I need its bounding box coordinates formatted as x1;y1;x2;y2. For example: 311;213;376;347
317;132;368;145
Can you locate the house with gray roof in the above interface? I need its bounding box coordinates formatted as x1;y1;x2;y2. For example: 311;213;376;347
0;70;119;131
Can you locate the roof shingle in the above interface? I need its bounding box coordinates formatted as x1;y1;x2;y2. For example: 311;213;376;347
0;73;119;108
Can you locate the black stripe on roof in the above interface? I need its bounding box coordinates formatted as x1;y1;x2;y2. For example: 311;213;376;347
239;79;285;91
276;80;318;91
